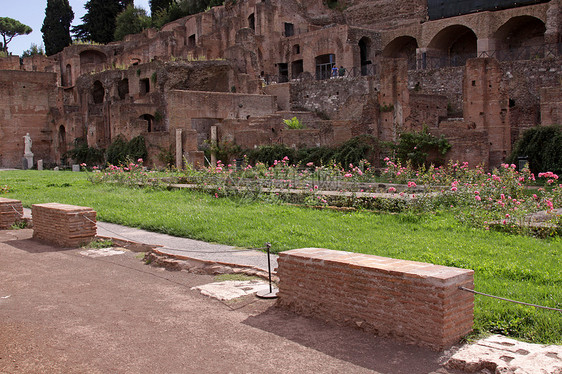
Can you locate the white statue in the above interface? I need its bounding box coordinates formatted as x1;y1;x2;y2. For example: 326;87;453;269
23;133;32;156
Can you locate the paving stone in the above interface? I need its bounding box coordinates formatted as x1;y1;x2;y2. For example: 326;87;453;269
192;280;272;301
445;334;562;373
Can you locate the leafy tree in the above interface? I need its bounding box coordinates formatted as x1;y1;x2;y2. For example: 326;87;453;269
72;0;133;43
150;0;174;15
507;125;562;174
41;0;74;56
0;17;32;53
114;5;151;41
21;43;45;57
153;0;225;28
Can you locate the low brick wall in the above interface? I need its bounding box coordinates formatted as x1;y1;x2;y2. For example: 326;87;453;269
277;248;474;350
0;198;24;229
32;203;97;247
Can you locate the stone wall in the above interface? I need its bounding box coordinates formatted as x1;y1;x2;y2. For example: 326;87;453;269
277;248;475;350
0;71;58;168
289;76;378;120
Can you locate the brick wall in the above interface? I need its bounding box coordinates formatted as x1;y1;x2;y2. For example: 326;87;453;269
277;248;474;350
0;198;24;229
32;203;97;247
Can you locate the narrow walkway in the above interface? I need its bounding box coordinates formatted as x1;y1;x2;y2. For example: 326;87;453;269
98;221;278;272
23;208;277;272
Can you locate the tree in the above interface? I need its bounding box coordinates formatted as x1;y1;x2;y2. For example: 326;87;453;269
41;0;74;56
149;0;173;15
114;5;151;41
72;0;133;44
21;43;45;57
0;17;32;53
507;125;562;174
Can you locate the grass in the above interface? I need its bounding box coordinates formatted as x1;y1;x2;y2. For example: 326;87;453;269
1;170;561;344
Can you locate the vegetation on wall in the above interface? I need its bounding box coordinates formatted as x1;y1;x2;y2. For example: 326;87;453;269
283;117;306;129
393;126;451;167
507;125;562;174
21;43;45;58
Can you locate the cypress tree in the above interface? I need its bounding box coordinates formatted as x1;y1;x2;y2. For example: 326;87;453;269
41;0;74;56
72;0;133;44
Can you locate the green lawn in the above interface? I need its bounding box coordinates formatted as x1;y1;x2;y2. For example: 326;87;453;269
2;170;561;344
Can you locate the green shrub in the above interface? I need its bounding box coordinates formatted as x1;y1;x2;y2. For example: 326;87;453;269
507;125;562;174
65;138;105;165
283;117;305;129
106;135;147;165
394;126;451;167
246;144;296;166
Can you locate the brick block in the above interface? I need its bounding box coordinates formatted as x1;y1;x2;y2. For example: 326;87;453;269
277;248;474;350
32;203;97;247
0;198;24;229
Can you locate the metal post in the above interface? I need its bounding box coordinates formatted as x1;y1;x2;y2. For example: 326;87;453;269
256;242;278;299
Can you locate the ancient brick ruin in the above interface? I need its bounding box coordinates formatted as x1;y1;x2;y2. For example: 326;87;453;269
0;0;560;169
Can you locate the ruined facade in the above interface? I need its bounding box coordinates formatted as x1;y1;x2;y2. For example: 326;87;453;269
0;0;560;169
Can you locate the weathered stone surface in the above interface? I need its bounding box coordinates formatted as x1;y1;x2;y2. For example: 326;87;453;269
445;334;562;374
277;248;474;350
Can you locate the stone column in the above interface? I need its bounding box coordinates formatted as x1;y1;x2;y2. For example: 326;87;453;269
210;125;218;166
176;129;183;169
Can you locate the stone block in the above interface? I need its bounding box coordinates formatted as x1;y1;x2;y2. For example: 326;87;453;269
32;203;97;247
277;248;474;350
0;198;24;229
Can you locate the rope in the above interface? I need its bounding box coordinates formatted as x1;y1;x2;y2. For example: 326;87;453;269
10;205;23;217
458;286;562;312
83;215;269;254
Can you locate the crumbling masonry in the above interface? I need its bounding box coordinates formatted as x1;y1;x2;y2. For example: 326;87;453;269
0;0;560;169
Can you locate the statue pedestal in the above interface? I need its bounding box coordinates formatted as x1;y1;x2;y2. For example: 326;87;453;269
24;153;34;170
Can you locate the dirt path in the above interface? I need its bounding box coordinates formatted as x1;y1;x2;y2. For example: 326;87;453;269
0;229;458;374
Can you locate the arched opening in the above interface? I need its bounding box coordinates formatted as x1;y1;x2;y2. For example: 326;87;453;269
140;114;155;133
315;54;336;80
59;125;67;163
79;50;107;75
494;16;546;60
427;25;477;68
118;79;129;100
382;36;418;70
293;44;301;55
92;81;104;104
248;13;255;31
358;37;373;76
65;64;72;86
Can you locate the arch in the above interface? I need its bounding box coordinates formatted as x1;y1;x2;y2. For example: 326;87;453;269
79;49;107;74
92;81;105;104
248;13;255;31
292;44;301;55
427;25;477;68
358;37;373;76
494;16;546;54
382;36;418;70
